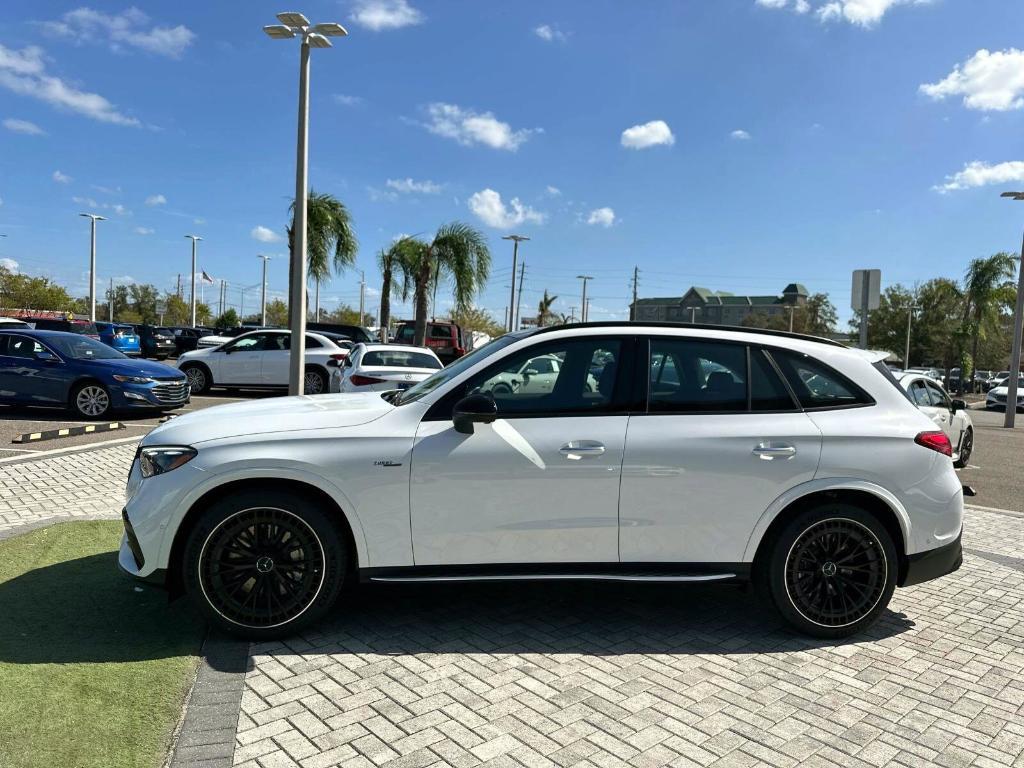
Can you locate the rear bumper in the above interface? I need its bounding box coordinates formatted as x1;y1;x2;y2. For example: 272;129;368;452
899;531;962;587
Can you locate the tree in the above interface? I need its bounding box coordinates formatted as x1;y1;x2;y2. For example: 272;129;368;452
214;308;239;329
743;293;837;336
377;238;417;342
962;253;1016;379
447;306;505;338
537;290;558;327
129;284;161;323
326;303;362;326
0;266;76;312
287;190;358;318
264;298;289;327
401;223;491;346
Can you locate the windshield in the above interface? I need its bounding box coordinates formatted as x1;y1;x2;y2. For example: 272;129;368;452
49;335;127;360
397;333;525;405
362;350;441;369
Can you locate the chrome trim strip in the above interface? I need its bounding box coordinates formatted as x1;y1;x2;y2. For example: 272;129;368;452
369;573;737;583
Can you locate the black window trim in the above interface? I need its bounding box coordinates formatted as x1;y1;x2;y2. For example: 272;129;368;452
766;347;876;412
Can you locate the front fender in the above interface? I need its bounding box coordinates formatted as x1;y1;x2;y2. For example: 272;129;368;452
741;477;912;562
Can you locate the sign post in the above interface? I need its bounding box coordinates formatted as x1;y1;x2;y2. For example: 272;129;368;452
851;269;881;350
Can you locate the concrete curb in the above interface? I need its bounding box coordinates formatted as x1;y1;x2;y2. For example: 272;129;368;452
169;632;250;767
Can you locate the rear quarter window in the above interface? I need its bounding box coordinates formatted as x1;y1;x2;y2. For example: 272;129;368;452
769;349;874;410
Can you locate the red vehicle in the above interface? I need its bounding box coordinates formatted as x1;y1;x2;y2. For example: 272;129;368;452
394;321;467;364
8;310;100;339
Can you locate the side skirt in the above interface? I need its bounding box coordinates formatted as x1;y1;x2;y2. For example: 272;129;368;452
359;562;751;584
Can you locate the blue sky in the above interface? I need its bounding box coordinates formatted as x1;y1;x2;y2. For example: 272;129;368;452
1;0;1023;325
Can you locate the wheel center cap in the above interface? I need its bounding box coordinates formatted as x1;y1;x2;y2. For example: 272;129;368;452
255;556;275;574
821;561;837;577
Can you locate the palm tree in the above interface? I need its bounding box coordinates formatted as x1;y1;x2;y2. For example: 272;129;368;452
962;253;1016;388
537;290;558;327
404;223;491;345
287;190;358;318
377;238;418;341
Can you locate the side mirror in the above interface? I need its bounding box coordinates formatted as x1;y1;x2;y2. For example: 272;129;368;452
951;398;967;412
452;393;497;435
35;350;58;363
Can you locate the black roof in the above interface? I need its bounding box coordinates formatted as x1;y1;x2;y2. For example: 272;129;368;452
529;321;847;348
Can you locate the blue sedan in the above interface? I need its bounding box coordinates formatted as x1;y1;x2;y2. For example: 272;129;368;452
0;329;189;419
96;322;142;356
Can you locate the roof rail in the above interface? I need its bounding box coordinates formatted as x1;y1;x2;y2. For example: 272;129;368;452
529;321;847;348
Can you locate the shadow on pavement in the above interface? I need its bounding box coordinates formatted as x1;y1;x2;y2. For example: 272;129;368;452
298;580;914;656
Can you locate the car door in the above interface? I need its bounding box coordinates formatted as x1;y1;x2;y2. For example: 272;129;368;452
924;380;958;443
0;334;68;405
259;332;291;385
218;333;267;384
409;336;632;566
619;337;823;564
908;378;944;428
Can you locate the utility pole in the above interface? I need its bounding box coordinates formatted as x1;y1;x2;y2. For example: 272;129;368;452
177;274;182;298
314;279;320;322
359;270;366;327
185;235;202;327
630;266;639;321
904;305;919;370
257;254;272;327
577;275;593;323
569;306;578;323
108;277;114;322
79;213;106;321
515;262;526;330
690;307;697;323
502;235;529;332
503;306;508;330
786;305;796;333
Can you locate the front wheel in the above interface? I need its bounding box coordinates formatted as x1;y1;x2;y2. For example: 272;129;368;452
182;364;211;395
182;489;347;639
765;505;897;639
954;427;973;469
71;382;112;419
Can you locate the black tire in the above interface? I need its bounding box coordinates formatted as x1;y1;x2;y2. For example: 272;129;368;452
182;488;347;639
765;504;897;639
491;382;513;396
954;427;973;469
303;366;328;395
69;381;112;419
182;363;211;395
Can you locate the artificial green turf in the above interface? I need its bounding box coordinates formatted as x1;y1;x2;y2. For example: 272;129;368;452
0;521;206;768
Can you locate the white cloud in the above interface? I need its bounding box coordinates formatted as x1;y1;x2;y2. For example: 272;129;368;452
0;257;17;271
921;49;1024;112
0;43;139;126
350;0;424;31
134;226;154;235
3;117;44;135
586;207;617;227
816;0;931;28
145;194;166;206
422;103;538;151
794;0;811;12
755;0;789;7
731;129;752;140
72;195;99;207
111;203;128;216
621;120;675;149
385;177;442;194
934;160;1024;193
52;169;72;183
467;189;546;229
91;184;120;194
534;24;567;42
545;185;562;197
42;7;195;58
251;225;282;243
333;94;363;106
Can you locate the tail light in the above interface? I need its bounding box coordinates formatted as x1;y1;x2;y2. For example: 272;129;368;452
329;353;347;361
915;431;952;457
350;374;385;387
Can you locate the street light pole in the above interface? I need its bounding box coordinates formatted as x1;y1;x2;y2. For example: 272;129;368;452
577;275;593;323
264;12;347;396
79;213;106;321
1000;192;1024;428
257;255;272;325
184;235;202;327
904;305;919;372
502;235;529;332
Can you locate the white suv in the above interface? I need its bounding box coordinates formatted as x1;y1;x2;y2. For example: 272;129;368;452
120;324;963;639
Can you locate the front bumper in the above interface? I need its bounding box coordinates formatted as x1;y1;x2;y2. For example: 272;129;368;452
118;510;168;587
116;379;190;409
900;531;963;587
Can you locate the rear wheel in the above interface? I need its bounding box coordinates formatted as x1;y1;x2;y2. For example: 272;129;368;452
182;364;211;395
954;427;973;468
766;504;896;639
182;489;347;638
304;367;327;395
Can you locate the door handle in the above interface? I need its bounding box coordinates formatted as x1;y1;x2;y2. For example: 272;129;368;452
560;441;605;459
753;442;796;460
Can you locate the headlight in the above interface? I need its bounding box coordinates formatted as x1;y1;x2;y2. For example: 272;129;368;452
139;446;197;478
113;375;154;384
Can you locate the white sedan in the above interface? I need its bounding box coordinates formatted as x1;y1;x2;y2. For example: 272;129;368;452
331;343;442;393
900;373;974;468
177;330;345;394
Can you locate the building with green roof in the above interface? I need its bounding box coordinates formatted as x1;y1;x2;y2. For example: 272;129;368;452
631;283;809;325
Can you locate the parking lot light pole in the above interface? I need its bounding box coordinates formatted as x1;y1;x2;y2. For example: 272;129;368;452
257;254;272;326
185;235;202;327
79;213;106;321
502;235;529;332
577;275;593;323
904;305;919;372
1000;191;1024;428
264;12;348;396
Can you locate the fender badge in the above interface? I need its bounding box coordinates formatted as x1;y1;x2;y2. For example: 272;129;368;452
374;460;403;467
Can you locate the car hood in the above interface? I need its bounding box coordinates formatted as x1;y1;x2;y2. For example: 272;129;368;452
142;392;394;446
989;386;1020;397
78;357;183;379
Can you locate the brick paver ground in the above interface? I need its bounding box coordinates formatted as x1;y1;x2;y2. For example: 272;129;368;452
2;443;1022;768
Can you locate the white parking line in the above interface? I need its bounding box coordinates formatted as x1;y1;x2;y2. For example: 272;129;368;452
0;434;140;464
